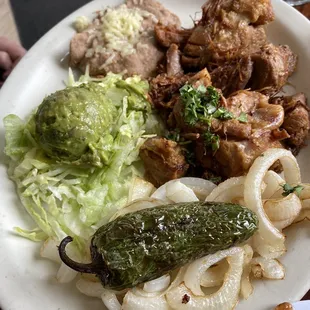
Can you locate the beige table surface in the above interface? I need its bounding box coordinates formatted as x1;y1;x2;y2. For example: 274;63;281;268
0;0;20;42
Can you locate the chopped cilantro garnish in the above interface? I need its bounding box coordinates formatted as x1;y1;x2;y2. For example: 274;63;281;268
180;84;250;153
166;130;180;142
213;107;234;120
180;84;221;126
281;183;304;197
203;131;220;152
184;149;196;167
237;112;248;123
180;84;249;127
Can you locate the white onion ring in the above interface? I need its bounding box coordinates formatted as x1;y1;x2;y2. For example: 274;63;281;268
122;290;169;310
205;177;245;203
262;171;285;199
200;261;227;288
128;177;156;203
176;177;217;200
76;278;104;298
294;184;310;222
240;245;254;300
302;199;310;210
131;267;186;299
251;257;285;280
56;262;77;283
152;178;216;201
166;248;244;310
273;219;296;231
40;238;61;263
143;274;171;293
184;248;242;296
299;183;310;200
166;180;199;203
244;149;301;259
294;209;310;223
264;194;301;222
109;198;164;221
101;290;121;310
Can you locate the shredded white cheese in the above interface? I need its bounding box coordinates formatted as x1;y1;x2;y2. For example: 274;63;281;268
74;16;90;33
81;3;157;69
100;4;149;57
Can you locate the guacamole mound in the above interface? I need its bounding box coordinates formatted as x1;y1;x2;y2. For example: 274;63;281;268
35;82;117;165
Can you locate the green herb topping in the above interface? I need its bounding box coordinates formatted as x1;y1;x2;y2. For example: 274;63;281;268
180;84;227;125
166;129;181;142
179;84;249;152
237;112;248;123
203;131;220;152
281;183;304;197
213;107;234;120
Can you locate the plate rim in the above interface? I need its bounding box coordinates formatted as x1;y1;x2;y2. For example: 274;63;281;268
1;0;310;309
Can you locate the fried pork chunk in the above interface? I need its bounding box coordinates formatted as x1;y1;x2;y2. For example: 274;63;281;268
144;67;309;181
139;137;189;187
270;93;310;152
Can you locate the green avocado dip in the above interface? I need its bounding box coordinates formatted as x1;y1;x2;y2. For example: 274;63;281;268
35;82;118;166
3;73;162;243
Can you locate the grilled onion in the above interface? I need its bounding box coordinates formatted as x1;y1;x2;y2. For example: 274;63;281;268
244;149;300;259
240;245;254;299
166;180;199;203
101;290;121;310
109;198;163;221
122;291;169;310
152;178;215;201
250;257;285;280
262;171;284;199
205;177;245;203
128;177;156;203
166;248;244;310
264;193;302;230
76;278;104;298
200;260;227;288
143;274;171;293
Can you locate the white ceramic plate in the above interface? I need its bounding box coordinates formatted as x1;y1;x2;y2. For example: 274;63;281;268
0;1;310;309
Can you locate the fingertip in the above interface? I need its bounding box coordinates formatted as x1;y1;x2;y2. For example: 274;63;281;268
0;51;13;71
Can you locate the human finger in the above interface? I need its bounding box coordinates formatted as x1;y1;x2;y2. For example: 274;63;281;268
0;37;26;61
0;51;13;71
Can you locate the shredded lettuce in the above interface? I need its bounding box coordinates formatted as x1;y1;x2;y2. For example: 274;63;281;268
4;72;160;253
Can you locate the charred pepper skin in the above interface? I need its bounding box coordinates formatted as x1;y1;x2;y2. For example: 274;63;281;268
59;202;258;290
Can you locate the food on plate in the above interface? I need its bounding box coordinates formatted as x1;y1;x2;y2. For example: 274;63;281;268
135;0;309;185
70;0;309;187
144;77;303;183
64;148;309;310
70;0;180;77
270;93;310;152
139;136;189;187
4;72;159;245
140;0;309;185
59;202;258;290
3;0;310;309
35;82;117;165
274;302;293;310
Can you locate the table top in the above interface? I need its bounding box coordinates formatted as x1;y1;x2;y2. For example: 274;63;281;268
296;3;310;18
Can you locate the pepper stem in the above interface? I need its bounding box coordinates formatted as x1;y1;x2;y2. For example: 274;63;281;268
58;236;101;274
